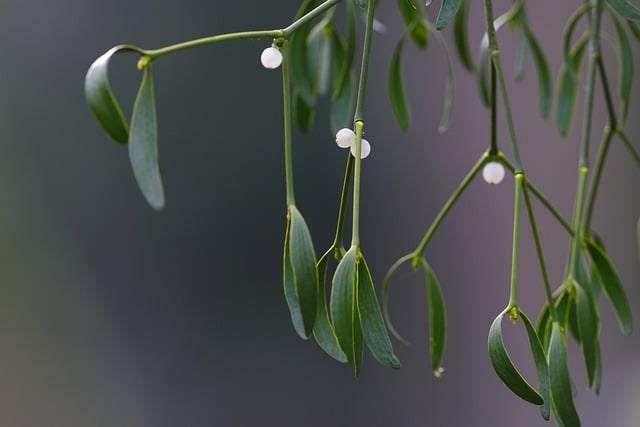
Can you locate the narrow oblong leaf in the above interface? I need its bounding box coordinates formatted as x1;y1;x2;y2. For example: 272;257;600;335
426;25;456;133
287;206;319;338
607;0;640;21
313;253;348;363
389;36;410;131
520;311;551;421
586;240;633;335
331;71;356;136
129;64;165;210
423;261;446;375
548;322;581;427
85;46;138;143
289;14;316;108
357;256;401;370
436;0;463;31
331;247;358;364
575;282;601;390
453;0;475;71
488;311;544;406
524;28;552;118
556;38;588;137
477;38;491;107
293;90;315;133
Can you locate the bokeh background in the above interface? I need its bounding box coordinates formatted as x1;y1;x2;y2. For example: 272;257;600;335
0;1;638;426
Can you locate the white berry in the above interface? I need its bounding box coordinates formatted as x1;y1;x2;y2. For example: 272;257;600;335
350;139;371;159
260;46;283;69
482;162;505;184
335;128;356;148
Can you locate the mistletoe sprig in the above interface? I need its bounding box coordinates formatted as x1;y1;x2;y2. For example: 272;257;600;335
85;0;640;425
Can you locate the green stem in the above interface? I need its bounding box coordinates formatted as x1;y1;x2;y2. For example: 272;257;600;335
583;127;614;232
498;154;574;236
567;167;589;279
489;61;498;156
350;0;377;247
484;0;524;172
282;46;295;206
616;129;640;167
142;0;344;59
413;155;488;261
522;182;557;320
508;174;524;308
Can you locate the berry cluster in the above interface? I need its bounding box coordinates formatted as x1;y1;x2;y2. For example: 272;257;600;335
335;128;371;159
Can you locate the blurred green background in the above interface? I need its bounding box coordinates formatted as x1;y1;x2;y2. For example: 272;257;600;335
0;1;638;426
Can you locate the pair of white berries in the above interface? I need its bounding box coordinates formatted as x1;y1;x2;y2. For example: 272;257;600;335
261;46;283;69
482;162;505;184
335;128;371;159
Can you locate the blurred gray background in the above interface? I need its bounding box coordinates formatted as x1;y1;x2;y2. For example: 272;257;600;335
0;1;638;426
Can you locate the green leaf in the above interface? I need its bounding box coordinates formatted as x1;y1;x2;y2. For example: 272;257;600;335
488;311;544;406
357;256;401;370
514;29;530;82
628;21;640;40
556;38;588;137
524;28;552;118
426;24;456;133
536;302;553;350
612;14;633;123
129;64;165;210
453;0;474;71
389;36;410;131
289;15;316;108
331;247;358;364
574;282;601;390
381;254;414;347
293;90;315;133
287;206;319;338
313;252;348;363
607;0;640;22
436;0;463;31
422;260;446;376
548;323;581;427
520;312;551;420
477;39;491;107
586;240;633;335
397;0;428;49
307;20;333;97
85;46;137;144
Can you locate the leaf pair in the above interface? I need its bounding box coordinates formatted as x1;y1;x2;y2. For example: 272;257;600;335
283;205;319;339
85;47;165;210
331;247;401;376
382;256;446;376
389;23;455;132
488;309;550;420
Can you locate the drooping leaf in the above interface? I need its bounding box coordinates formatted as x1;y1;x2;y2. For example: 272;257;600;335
289;11;316;108
574;282;601;390
129;64;165;210
612;14;633;123
331;71;356;136
607;0;640;22
307;20;334;97
85;46;138;144
556;38;588;137
422;260;446;375
548;322;581;427
514;29;530;82
283;206;319;339
477;37;491;106
331;247;358;364
389;36;410;131
313;252;348;363
488;311;544;406
357;256;401;369
397;0;428;48
586;240;633;335
381;254;414;347
426;24;456;133
536;302;553;350
628;21;640;40
453;0;474;71
524;28;552;118
520;311;551;421
436;0;463;31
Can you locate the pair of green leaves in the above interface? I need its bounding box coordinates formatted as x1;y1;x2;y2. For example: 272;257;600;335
85;47;165;210
382;256;446;376
488;308;550;420
283;205;320;339
390;2;455;132
331;247;401;376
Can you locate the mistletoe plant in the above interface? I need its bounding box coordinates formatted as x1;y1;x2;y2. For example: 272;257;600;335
85;0;640;425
